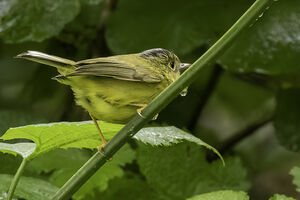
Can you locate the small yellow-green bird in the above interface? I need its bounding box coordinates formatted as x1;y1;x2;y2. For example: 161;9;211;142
16;48;189;148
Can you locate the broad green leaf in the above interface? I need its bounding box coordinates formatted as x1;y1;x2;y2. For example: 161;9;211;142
27;145;136;200
274;89;300;152
97;173;161;200
290;167;300;193
73;144;136;200
135;126;209;146
220;1;300;79
0;0;80;43
0;174;58;200
187;190;249;200
134;126;223;164
0;142;35;158
269;194;296;200
137;142;250;200
0;121;124;159
106;0;251;55
1;122;221;162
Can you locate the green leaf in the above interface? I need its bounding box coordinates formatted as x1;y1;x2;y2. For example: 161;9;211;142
0;142;35;158
134;126;224;164
220;1;300;78
0;123;223;199
97;173;161;200
106;0;251;55
27;148;90;174
187;190;249;200
0;0;80;43
1;122;220;162
290;167;300;193
73;144;136;200
269;194;296;200
0;174;58;200
0;121;124;159
28;145;135;200
274;89;300;152
137;142;250;200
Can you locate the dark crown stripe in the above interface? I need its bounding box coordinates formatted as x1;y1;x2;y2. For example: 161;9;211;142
140;48;173;59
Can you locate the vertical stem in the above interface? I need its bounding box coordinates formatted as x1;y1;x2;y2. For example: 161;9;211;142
6;158;27;200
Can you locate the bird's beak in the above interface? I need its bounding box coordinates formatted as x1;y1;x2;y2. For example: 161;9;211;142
180;63;191;73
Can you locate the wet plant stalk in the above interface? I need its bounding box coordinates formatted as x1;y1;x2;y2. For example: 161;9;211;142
52;0;273;199
7;158;27;200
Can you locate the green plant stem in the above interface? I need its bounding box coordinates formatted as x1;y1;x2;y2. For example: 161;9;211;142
52;0;273;199
7;158;27;200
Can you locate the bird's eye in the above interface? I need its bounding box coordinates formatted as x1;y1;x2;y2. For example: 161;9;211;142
170;61;175;71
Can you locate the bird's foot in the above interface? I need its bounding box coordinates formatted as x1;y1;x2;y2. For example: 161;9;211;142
97;140;107;151
132;104;158;120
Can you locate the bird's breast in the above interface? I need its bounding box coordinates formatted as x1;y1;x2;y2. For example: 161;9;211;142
70;76;167;123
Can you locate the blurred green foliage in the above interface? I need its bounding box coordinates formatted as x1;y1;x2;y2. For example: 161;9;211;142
290;167;300;193
275;89;300;152
0;0;300;199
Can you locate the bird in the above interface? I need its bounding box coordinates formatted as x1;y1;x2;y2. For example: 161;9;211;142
16;48;190;149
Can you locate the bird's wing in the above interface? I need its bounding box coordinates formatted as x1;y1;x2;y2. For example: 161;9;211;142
67;57;162;83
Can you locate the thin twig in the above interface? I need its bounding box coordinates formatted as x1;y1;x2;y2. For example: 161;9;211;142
93;0;119;57
188;64;223;132
7;158;27;200
98;0;118;29
51;1;274;199
232;72;278;92
219;116;273;154
207;116;273;161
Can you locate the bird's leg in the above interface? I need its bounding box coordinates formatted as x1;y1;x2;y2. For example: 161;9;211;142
132;104;158;120
89;113;107;151
135;104;147;118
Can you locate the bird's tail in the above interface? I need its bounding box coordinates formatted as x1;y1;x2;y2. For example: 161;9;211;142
16;51;76;76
